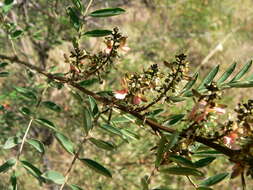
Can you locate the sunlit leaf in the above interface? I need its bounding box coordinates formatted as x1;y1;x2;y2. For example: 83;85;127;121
100;124;123;137
27;139;45;154
198;65;219;89
3;136;21;149
55;132;75;154
217;63;237;84
230;60;252;82
42;170;65;184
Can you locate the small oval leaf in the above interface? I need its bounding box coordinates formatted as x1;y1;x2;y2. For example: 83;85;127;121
42;101;61;112
84;29;112;37
83;107;93;134
200;173;229;187
79;158;112;178
27;139;45;154
3;136;21;149
35;118;56;131
217;63;237;84
89;137;115;151
198;65;219;89
0;158;16;173
161;166;204;177
55;132;75;154
21;160;45;182
194;157;216;168
42;170;65;184
89;8;126;17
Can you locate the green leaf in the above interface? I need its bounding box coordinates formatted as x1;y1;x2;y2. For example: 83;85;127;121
198;65;219;89
230;60;252;82
71;0;84;12
200;173;229;187
155;136;167;167
84;29;112;37
165;114;185;126
161;166;204;177
0;72;9;77
35;118;57;131
194;157;216;168
141;175;149;190
11;30;23;39
10;172;17;190
166;132;179;150
42;101;61;112
19;107;32;116
197;187;213;190
217;63;237;84
4;0;14;5
89;8;126;17
182;72;199;92
89;137;115;151
27;139;45;154
0;158;16;173
21;160;45;182
55;132;75;154
88;96;99;116
193;151;222;157
3;136;21;149
79;158;112;178
227;81;253;88
15;87;37;101
67;7;81;31
169;155;195;168
42;170;65;184
69;184;84;190
100;124;123;137
83;107;93;134
0;62;8;68
120;129;140;140
78;78;99;87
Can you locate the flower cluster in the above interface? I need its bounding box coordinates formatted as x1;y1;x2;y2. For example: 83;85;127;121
64;28;128;82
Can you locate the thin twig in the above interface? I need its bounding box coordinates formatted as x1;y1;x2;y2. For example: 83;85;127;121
59;137;87;190
84;0;94;16
186;175;197;189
